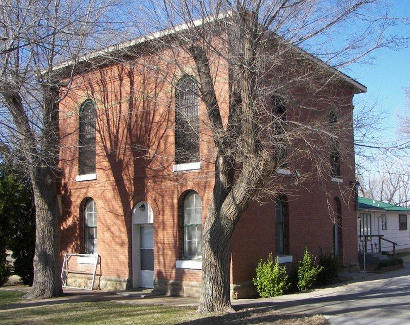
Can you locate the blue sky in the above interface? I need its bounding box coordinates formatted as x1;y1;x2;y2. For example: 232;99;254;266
348;1;410;146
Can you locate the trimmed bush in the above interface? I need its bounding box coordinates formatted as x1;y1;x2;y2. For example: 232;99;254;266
297;248;323;291
253;253;289;297
316;251;339;285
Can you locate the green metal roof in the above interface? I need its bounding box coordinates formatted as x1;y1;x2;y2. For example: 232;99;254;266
358;196;410;212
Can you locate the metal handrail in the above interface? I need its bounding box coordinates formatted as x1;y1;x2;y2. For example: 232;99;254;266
359;234;397;255
380;237;398;255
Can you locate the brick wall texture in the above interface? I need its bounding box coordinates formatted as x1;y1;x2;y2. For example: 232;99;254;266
59;42;359;295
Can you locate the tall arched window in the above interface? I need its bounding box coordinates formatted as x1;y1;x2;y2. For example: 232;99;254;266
272;96;287;167
181;191;202;260
78;100;96;175
275;195;289;255
83;199;97;254
175;76;199;164
333;197;343;259
329;108;341;177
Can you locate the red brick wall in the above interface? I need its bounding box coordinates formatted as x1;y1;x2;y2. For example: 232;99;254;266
59;45;358;289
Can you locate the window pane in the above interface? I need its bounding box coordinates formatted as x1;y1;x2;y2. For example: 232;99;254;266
184;240;194;259
184;192;195;208
184;208;194;225
175;76;199;164
275;197;288;255
140;249;154;270
85;200;97;227
184;225;201;259
84;199;97;254
183;192;202;259
399;215;407;230
79;101;96;174
140;225;154;249
185;226;194;241
331;148;341;177
86;227;96;239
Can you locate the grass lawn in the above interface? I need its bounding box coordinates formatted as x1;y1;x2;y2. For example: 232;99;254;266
0;289;327;324
0;290;25;306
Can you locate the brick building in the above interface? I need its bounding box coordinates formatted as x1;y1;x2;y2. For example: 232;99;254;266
58;18;364;298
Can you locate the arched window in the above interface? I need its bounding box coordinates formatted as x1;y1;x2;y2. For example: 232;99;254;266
181;191;202;260
329;108;338;124
329;108;341;177
272;96;287;167
83;199;97;254
175;76;200;164
330;148;341;177
78;100;96;175
275;195;289;255
333;197;343;259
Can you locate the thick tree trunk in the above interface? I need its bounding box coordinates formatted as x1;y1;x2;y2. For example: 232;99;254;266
198;156;267;313
198;205;235;313
3;75;63;299
25;167;63;298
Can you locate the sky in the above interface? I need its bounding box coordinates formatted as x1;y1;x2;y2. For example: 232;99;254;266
347;1;410;149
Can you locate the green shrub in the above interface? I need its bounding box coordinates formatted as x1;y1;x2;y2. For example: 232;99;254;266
378;257;403;268
297;248;323;291
253;253;289;297
316;251;339;285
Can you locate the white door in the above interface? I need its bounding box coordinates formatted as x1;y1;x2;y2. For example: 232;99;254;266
132;201;154;288
140;224;154;288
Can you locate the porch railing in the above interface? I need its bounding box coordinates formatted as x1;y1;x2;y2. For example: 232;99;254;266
358;234;397;255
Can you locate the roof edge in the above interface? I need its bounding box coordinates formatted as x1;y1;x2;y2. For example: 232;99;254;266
53;10;366;93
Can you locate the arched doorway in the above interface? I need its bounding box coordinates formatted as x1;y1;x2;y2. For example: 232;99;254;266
132;201;154;288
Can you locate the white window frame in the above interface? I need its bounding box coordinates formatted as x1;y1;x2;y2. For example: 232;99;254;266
76;173;97;182
380;214;387;231
173;162;201;172
84;199;97;254
182;192;202;261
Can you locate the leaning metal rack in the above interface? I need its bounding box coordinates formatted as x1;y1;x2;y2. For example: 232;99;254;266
61;253;101;290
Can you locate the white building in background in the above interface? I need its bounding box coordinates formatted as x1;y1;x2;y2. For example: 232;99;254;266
358;196;410;254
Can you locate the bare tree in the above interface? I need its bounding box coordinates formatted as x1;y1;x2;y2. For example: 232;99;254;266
0;0;122;298
401;88;410;139
118;0;399;312
359;163;410;207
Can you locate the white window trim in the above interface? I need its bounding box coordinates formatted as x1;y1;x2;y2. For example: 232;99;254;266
77;254;98;264
176;259;202;270
331;177;343;183
173;162;201;172
276;255;293;264
76;173;97;182
276;168;291;176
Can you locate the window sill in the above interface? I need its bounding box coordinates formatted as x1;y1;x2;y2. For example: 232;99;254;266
173;162;201;172
78;254;98;264
331;177;343;183
176;259;202;270
276;168;291;176
76;173;97;182
276;255;293;264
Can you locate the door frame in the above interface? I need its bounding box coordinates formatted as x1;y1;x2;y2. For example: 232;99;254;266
132;201;154;288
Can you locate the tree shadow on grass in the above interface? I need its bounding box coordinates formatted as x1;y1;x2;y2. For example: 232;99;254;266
181;308;326;324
